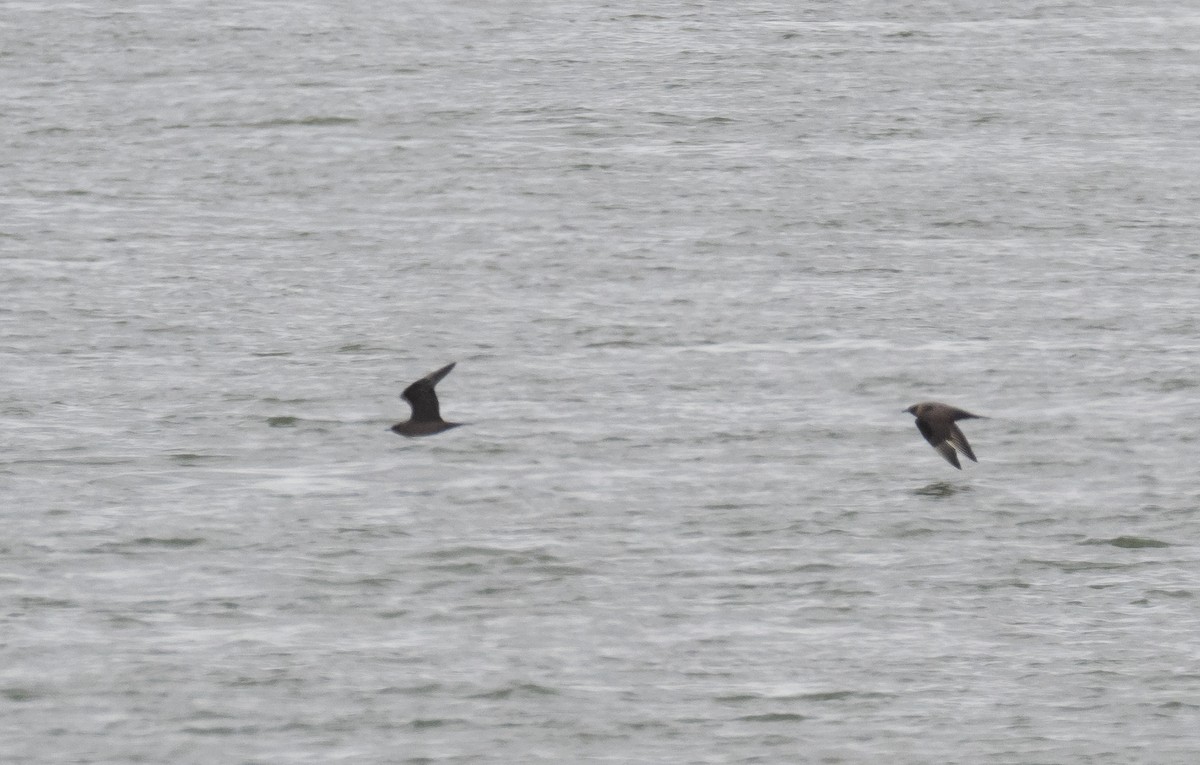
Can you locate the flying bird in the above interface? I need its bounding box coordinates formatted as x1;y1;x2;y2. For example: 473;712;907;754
391;362;462;437
904;401;986;469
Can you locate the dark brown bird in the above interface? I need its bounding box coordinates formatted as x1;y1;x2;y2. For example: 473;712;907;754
391;362;462;437
904;401;986;469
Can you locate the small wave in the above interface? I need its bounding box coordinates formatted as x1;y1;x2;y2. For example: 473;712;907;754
1093;536;1170;549
913;481;970;497
737;712;809;723
468;683;558;700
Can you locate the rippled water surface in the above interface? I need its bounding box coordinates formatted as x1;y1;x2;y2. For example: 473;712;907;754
3;2;1199;763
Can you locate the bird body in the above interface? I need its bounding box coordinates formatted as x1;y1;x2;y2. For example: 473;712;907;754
391;362;462;437
904;401;986;469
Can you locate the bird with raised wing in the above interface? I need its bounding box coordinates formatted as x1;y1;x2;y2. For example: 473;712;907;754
391;362;462;437
904;401;986;469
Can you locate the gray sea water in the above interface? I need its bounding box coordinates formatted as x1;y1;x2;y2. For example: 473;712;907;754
3;1;1200;763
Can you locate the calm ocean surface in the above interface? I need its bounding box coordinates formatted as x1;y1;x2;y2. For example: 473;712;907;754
3;2;1199;763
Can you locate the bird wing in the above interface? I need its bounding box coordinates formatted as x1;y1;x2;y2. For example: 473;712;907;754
945;406;984;421
915;417;939;446
934;441;962;469
947;422;977;463
402;362;456;422
917;417;963;469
